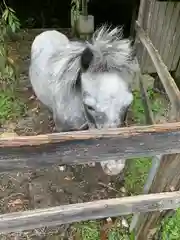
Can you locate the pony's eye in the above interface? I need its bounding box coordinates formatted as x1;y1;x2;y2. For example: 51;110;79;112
85;105;95;112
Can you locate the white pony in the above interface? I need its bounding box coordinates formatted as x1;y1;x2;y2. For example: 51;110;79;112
29;25;139;175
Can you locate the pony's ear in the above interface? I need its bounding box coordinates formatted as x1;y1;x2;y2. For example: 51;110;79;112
80;47;93;71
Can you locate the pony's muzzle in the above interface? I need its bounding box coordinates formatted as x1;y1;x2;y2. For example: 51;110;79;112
100;159;126;176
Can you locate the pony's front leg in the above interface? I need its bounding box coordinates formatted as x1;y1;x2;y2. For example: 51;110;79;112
100;159;126;176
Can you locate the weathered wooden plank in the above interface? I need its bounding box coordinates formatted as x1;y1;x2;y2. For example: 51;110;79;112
138;0;155;70
0;191;180;234
143;0;158;72
154;2;167;52
141;1;168;73
129;0;139;38
159;2;174;62
175;59;180;79
136;154;180;240
141;2;180;73
137;0;146;26
130;71;164;232
147;2;170;73
135;20;180;239
163;3;180;69
172;34;180;72
135;21;180;113
0;122;180;172
2;122;180;148
135;0;150;65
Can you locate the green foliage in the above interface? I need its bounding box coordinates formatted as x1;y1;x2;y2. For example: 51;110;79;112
125;157;152;195
71;0;81;21
161;209;180;239
132;87;163;124
73;220;135;240
131;90;145;123
75;221;100;240
1;7;20;33
0;0;20;89
0;1;27;123
0;89;27;123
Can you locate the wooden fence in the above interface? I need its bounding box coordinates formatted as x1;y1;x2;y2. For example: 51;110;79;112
137;0;180;75
1;3;180;240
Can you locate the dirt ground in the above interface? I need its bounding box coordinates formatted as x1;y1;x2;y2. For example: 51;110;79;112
0;29;136;239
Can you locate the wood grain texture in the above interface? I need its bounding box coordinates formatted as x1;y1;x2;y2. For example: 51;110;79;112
1;123;180;172
136;154;180;239
136;0;152;67
175;59;180;79
141;0;156;71
140;2;180;73
130;72;164;232
170;6;180;71
136;21;180;114
138;74;154;124
1;122;180;147
163;3;180;70
0;191;180;234
135;20;180;237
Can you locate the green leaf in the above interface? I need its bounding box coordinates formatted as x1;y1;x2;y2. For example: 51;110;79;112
2;9;9;21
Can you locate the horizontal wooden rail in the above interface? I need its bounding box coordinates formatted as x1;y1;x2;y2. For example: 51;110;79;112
135;21;180;113
1;122;180;172
0;191;179;234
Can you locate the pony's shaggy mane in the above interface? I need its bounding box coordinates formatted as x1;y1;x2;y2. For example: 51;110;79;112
52;25;139;96
88;25;133;72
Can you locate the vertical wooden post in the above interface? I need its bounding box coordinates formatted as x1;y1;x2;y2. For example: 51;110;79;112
174;58;180;89
132;1;180;238
129;74;163;233
136;0;156;72
135;154;180;240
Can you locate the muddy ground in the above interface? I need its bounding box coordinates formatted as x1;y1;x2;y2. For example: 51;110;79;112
0;29;170;239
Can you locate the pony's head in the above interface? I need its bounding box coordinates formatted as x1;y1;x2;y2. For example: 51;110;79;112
77;26;136;129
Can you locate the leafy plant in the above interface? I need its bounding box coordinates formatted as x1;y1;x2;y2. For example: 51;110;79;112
125;157;152;195
0;0;20;90
0;89;27;123
71;0;81;24
0;1;27;123
159;209;180;240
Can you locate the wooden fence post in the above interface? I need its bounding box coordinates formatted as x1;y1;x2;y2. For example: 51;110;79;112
135;154;180;239
133;18;180;240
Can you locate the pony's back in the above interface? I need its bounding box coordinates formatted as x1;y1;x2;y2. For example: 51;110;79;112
29;30;69;109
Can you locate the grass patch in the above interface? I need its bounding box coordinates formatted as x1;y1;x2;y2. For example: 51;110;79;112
74;221;101;240
73;220;135;240
132;87;165;124
125;157;152;195
161;209;180;240
0;89;27;124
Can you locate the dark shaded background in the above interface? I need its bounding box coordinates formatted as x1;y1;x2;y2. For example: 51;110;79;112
6;0;139;37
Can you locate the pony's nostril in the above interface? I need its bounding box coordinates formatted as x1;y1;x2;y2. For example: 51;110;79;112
88;106;94;111
85;105;95;112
